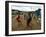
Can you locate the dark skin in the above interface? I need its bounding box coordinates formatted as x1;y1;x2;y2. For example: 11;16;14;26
16;15;20;22
16;12;32;27
27;13;32;26
16;12;21;22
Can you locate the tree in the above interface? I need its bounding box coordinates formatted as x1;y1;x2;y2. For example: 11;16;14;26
35;8;41;19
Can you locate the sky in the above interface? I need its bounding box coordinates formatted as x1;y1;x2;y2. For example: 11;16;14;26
12;5;41;11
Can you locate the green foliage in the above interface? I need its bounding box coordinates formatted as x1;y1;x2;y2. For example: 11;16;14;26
35;8;41;17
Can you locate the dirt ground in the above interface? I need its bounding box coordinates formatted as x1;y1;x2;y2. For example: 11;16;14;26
12;15;41;31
